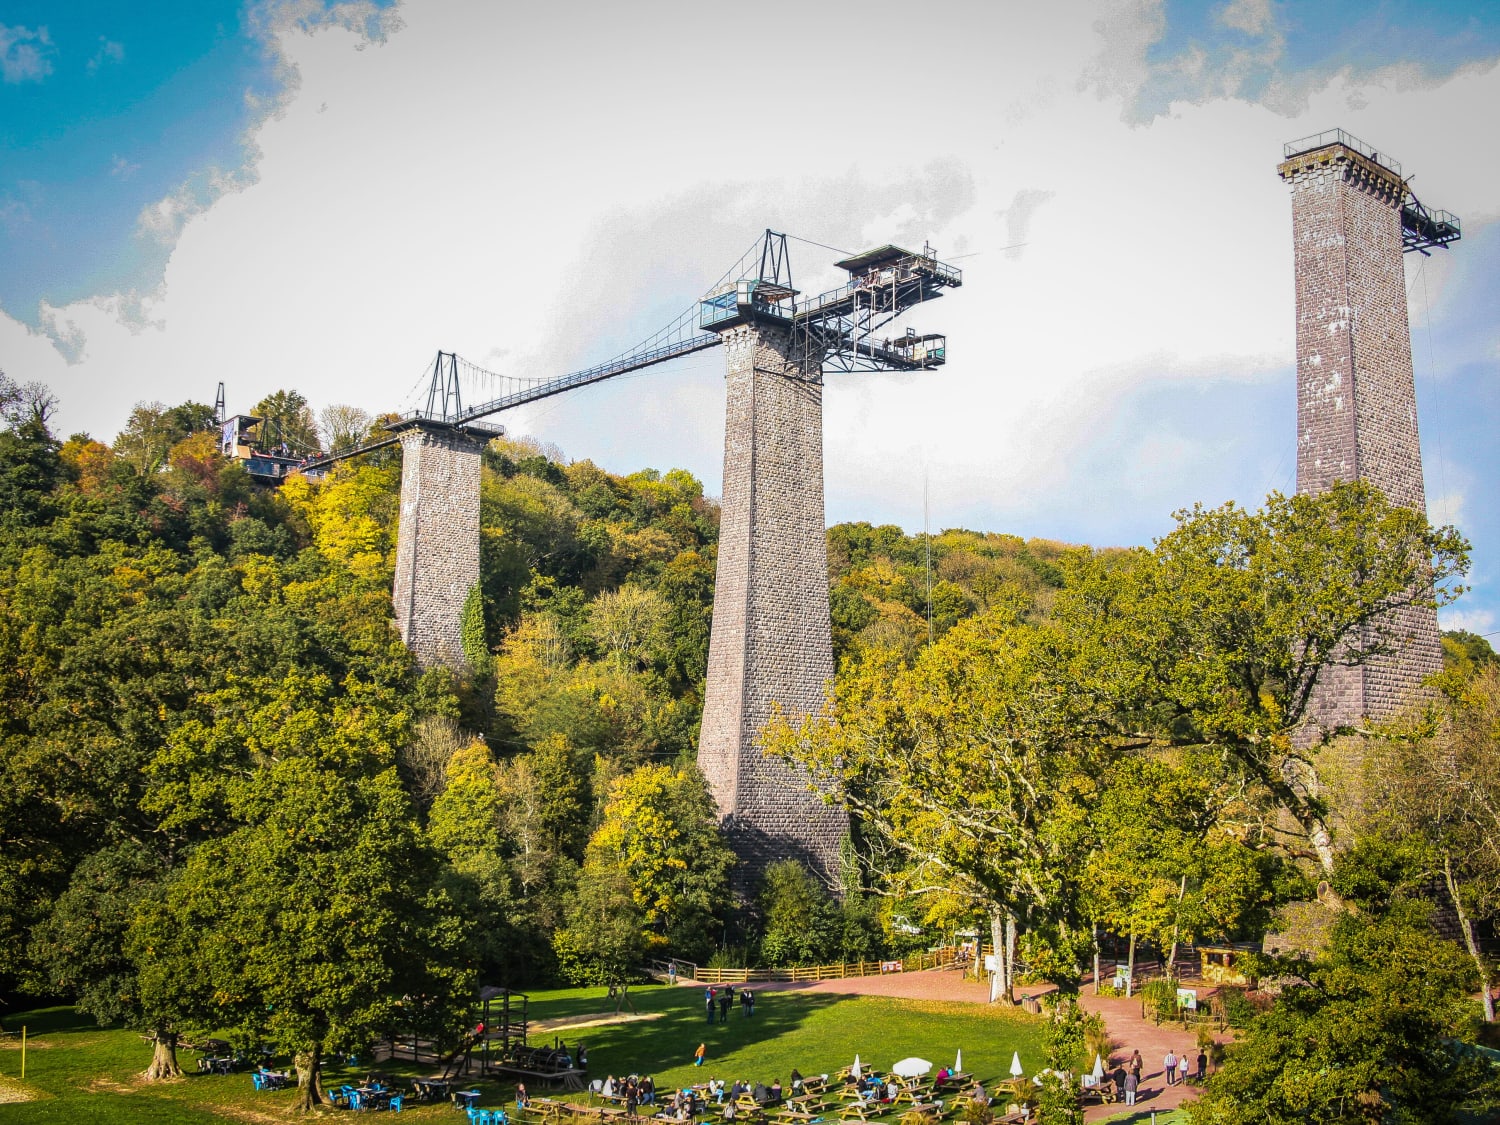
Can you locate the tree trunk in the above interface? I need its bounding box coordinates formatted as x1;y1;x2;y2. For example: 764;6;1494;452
987;910;1017;1005
142;1031;182;1081
1125;927;1136;998
988;910;1005;1003
1004;913;1017;1005
295;1043;324;1112
1278;757;1337;873
1443;851;1495;1023
1092;922;1100;997
1166;875;1188;977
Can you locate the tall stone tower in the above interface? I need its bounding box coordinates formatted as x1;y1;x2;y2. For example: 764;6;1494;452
391;421;491;668
1277;130;1452;729
698;316;849;893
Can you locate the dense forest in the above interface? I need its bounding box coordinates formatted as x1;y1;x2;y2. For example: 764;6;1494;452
4;375;1499;1117
0;381;1092;1003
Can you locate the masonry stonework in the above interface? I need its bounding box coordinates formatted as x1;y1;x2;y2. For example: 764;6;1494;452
698;323;849;893
1279;142;1442;730
392;425;484;669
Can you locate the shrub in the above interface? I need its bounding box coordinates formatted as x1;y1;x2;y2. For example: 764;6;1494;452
1211;985;1268;1029
1033;1072;1081;1125
705;946;749;971
1139;978;1179;1024
1043;997;1091;1073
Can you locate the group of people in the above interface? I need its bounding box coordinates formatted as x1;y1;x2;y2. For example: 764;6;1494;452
1101;1047;1208;1106
1161;1048;1206;1087
704;985;756;1023
599;1074;659;1112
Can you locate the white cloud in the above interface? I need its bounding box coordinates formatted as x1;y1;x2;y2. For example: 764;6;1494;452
110;155;141;180
1439;607;1496;636
1219;0;1276;37
0;0;1495;595
87;37;125;73
0;23;53;84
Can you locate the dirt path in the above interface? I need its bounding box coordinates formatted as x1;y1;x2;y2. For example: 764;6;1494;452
699;971;1219;1121
532;1011;665;1034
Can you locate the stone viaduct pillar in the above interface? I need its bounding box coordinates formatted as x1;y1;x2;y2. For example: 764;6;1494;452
698;322;849;893
1278;133;1442;729
391;421;487;669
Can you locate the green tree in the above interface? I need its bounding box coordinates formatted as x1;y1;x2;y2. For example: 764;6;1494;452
1441;630;1498;676
765;596;1120;1003
112;400;215;475
252;389;319;452
428;740;524;984
24;841;187;1078
1060;482;1467;874
133;759;475;1111
1190;903;1500;1124
461;583;490;669
581;763;734;962
552;861;645;987
1366;665;1500;1021
318;403;374;452
757;860;839;966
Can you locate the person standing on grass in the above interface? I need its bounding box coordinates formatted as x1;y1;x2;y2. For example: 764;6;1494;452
1164;1049;1178;1086
706;987;717;1024
695;1043;707;1067
719;989;732;1023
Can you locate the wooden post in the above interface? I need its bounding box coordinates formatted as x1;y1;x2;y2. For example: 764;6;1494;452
20;1025;25;1080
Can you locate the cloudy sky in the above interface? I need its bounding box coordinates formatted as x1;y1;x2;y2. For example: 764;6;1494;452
2;0;1497;635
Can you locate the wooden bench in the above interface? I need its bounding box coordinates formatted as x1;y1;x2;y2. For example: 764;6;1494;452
838;1102;876;1121
786;1104;834;1122
905;1102;949;1120
774;1111;824;1123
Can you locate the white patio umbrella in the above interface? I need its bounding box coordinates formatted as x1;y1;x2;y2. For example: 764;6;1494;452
892;1058;933;1079
1009;1052;1024;1078
1092;1054;1105;1081
954;1050;963;1074
851;1056;862;1080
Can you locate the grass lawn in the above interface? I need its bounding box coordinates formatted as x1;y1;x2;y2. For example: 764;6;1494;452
0;984;1046;1122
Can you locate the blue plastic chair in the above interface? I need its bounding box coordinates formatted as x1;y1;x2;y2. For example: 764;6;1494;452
389;1094;405;1113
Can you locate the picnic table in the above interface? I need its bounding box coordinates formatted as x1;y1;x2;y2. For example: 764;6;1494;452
532;1097;580;1123
773;1110;823;1124
838;1101;876;1121
410;1077;453;1102
786;1096;831;1114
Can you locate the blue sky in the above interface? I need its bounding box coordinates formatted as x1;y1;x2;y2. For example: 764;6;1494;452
0;2;277;316
1;0;1497;638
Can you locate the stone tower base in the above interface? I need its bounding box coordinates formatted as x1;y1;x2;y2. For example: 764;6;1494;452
697;322;849;895
392;424;485;669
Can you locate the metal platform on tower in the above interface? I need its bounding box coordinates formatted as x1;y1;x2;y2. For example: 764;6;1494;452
1282;127;1461;256
298;230;962;473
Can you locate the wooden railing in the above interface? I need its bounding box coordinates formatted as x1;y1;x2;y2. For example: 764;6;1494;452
682;946;967;985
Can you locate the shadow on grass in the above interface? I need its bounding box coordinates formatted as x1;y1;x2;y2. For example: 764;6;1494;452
1;1006;104;1036
570;988;845;1079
